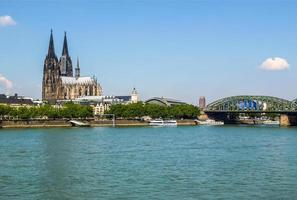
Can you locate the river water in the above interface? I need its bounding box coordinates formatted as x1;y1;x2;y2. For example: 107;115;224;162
0;126;297;199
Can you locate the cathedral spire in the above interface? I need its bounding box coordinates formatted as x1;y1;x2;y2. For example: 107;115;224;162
75;57;80;78
62;31;69;57
47;29;56;58
43;29;59;101
60;31;73;77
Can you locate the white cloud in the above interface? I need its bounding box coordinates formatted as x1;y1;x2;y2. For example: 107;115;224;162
0;74;13;93
0;15;17;26
260;57;289;71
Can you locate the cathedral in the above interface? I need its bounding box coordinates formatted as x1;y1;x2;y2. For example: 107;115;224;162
42;30;102;102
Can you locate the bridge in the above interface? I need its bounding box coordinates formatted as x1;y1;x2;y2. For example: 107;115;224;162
204;95;297;126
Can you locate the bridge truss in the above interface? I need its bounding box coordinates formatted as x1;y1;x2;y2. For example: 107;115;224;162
206;95;297;112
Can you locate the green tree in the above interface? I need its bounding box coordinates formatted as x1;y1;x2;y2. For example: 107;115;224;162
107;103;200;119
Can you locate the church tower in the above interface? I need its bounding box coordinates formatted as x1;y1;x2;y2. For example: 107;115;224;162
75;57;80;79
59;32;73;77
42;30;61;102
131;87;139;103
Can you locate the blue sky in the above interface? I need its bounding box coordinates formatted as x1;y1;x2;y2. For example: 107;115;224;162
0;0;297;104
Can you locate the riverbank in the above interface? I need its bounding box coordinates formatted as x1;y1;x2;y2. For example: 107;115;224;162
0;119;196;129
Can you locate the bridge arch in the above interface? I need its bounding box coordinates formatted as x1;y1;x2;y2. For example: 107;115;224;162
206;95;295;112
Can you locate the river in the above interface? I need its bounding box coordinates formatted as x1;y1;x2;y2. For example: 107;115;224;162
1;126;297;199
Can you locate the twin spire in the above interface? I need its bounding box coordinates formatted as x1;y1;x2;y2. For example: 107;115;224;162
47;29;56;59
47;30;80;78
62;31;69;57
47;30;69;59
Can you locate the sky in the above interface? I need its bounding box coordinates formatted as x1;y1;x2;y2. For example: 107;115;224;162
0;0;297;104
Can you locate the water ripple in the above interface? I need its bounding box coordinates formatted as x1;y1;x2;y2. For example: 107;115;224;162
1;126;297;199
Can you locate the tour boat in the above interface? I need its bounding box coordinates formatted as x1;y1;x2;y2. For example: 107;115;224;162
149;119;177;126
195;119;224;126
164;120;178;126
262;120;280;126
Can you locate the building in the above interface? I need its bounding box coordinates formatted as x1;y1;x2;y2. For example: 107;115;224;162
71;88;139;115
93;102;111;116
42;30;102;103
54;88;139;115
0;94;34;107
199;96;206;110
115;88;139;104
131;88;139;103
145;97;186;106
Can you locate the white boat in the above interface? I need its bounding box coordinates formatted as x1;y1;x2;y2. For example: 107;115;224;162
195;119;224;126
262;120;280;126
164;120;178;126
149;119;177;126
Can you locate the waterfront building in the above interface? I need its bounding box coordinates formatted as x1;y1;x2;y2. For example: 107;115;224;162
42;30;102;103
115;87;140;104
57;88;139;115
199;96;206;110
77;96;121;115
0;93;34;107
145;97;186;106
94;102;110;115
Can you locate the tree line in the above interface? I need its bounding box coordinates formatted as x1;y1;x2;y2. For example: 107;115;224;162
0;102;93;120
0;102;200;120
106;103;200;119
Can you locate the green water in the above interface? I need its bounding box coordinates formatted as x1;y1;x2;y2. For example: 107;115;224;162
0;126;297;199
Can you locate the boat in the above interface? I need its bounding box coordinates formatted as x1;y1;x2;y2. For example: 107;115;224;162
69;120;90;127
195;119;224;126
262;120;280;126
149;119;177;126
164;120;178;126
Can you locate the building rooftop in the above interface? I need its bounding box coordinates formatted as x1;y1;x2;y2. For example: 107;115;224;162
115;96;131;102
0;94;7;99
145;97;186;106
0;94;34;105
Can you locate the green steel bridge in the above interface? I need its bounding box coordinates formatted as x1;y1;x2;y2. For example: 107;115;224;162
204;96;297;126
205;95;297;113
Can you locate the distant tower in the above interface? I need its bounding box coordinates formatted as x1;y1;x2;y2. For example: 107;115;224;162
199;96;206;110
42;30;60;102
59;32;73;76
75;57;80;79
131;87;139;103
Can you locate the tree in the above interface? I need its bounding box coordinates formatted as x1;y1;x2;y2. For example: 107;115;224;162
107;103;200;119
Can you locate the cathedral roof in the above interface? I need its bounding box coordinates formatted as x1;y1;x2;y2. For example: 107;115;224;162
61;76;96;85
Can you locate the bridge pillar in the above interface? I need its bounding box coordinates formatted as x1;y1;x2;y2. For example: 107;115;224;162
280;114;290;126
280;114;297;126
198;113;208;120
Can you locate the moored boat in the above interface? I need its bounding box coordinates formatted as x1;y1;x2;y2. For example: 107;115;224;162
149;119;177;126
262;120;280;126
195;119;224;126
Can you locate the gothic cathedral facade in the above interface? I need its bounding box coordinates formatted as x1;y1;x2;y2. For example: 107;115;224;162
42;30;102;102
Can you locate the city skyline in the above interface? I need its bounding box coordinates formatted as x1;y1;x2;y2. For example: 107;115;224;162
0;0;297;104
